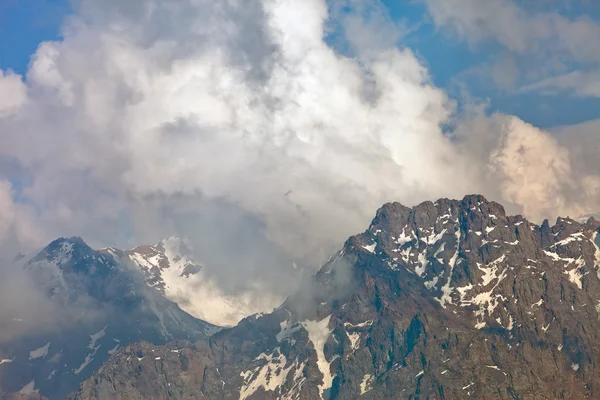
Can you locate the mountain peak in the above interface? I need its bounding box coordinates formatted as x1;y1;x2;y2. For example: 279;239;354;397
587;216;600;230
353;194;600;317
371;195;507;231
4;236;215;399
76;195;600;400
31;236;94;267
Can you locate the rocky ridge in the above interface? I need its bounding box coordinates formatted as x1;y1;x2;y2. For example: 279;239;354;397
103;237;282;327
74;195;600;399
0;237;216;399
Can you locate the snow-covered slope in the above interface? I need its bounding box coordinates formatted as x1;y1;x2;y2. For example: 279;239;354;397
105;237;281;327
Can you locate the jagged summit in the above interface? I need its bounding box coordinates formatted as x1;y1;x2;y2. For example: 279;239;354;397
76;195;600;400
33;236;95;263
1;236;216;399
350;194;600;318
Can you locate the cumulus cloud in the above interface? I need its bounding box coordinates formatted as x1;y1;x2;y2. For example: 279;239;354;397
0;0;472;251
488;117;600;221
520;70;600;98
0;70;27;115
0;0;598;316
451;108;600;221
422;0;600;60
0;181;44;253
422;0;600;95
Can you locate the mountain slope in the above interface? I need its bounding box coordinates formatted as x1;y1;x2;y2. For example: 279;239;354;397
105;237;282;327
0;237;216;400
75;195;600;400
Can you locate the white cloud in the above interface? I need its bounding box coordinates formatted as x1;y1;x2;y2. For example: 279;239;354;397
0;0;598;306
489;117;600;221
0;0;472;251
0;70;27;115
0;181;44;252
520;70;600;98
422;0;600;94
423;0;600;61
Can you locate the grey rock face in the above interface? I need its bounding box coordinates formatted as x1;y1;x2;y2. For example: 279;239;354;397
0;237;216;400
76;195;600;400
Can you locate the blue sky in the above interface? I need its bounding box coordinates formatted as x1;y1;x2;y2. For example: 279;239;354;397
0;0;599;254
3;0;598;130
0;0;71;72
381;0;600;128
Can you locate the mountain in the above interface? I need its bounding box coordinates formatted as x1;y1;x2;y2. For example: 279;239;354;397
74;195;600;399
1;394;48;400
104;237;282;327
0;237;217;400
576;212;600;224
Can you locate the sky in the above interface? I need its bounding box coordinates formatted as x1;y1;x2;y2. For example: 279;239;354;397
2;1;599;128
0;0;599;303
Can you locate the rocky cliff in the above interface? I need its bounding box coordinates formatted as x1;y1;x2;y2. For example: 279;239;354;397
75;195;600;399
0;237;216;399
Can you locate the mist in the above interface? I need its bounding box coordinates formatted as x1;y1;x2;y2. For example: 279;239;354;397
0;0;599;330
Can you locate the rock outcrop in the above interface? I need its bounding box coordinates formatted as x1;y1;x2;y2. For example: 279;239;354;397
0;238;216;399
75;195;600;399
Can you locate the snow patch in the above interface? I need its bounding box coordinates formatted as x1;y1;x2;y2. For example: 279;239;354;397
362;243;376;254
438;229;461;308
74;353;95;375
506;315;514;331
75;325;108;375
29;342;50;360
460;255;508;327
360;374;374;394
420;229;447;245
415;250;428;277
18;380;37;395
53;241;74;265
302;316;334;398
239;349;295;400
277;319;303;343
395;228;413;245
532;299;544;308
565;263;584;289
108;344;120;355
346;330;361;351
424;275;439;290
88;325;107;349
344;320;373;328
593;232;600;278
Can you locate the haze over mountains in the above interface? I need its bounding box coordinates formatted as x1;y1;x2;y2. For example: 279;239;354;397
1;0;600;399
104;237;285;327
3;195;600;399
0;233;292;398
0;237;216;399
72;195;600;399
